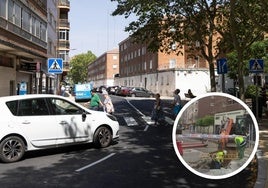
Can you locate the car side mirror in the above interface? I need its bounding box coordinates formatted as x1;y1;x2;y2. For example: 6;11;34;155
82;112;87;122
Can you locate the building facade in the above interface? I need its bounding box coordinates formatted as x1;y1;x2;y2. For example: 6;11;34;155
44;0;58;94
87;49;119;87
57;0;70;89
115;37;210;97
0;0;48;96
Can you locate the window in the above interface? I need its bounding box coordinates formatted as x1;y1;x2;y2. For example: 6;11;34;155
59;29;69;40
13;2;21;26
6;100;18;115
58;50;69;62
17;99;49;116
49;98;83;115
40;22;47;41
22;9;30;32
0;0;7;18
31;17;36;35
7;1;13;22
36;20;40;38
113;55;117;60
169;59;176;68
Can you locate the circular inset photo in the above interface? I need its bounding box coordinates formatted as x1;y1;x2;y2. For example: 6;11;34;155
172;92;259;179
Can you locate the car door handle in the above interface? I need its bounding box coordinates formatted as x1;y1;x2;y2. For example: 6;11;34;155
22;121;30;124
59;121;68;125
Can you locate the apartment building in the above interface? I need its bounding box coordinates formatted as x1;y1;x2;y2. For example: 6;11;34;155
180;95;245;133
0;0;48;96
44;0;58;94
57;0;70;88
87;49;119;87
115;37;210;97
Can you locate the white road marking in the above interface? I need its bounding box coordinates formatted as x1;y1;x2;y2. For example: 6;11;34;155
165;116;174;125
124;116;138;126
75;153;116;172
141;116;155;125
126;99;144;116
144;125;149;132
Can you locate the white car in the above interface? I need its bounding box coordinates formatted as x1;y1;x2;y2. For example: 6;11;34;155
0;94;119;163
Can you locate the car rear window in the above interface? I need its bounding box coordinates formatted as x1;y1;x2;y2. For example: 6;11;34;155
6;100;18;115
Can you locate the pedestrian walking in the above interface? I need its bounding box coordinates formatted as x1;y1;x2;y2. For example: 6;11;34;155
88;90;103;111
151;93;164;126
172;89;182;118
102;90;114;114
60;84;65;96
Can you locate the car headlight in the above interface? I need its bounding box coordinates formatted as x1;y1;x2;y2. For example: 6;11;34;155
107;113;117;121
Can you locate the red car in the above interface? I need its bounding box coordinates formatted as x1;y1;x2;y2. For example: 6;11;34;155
116;86;132;96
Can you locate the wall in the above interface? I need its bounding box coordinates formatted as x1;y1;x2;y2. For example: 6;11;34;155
0;66;16;96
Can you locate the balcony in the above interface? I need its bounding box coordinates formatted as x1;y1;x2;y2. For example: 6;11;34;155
58;40;70;50
58;0;70;10
59;19;70;29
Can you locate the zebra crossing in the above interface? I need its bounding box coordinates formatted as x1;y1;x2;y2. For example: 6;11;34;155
122;115;175;128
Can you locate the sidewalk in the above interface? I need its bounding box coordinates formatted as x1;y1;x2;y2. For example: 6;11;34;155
255;117;268;188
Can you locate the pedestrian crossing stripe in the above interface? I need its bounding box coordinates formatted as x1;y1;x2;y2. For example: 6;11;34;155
48;58;63;74
123;116;138;126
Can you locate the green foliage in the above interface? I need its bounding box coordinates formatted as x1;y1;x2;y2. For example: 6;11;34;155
245;85;261;98
111;0;268;95
195;115;214;127
68;51;96;84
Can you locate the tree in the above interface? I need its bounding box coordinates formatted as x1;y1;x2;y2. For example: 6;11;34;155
241;0;268;32
111;0;230;92
221;0;265;100
111;0;268;97
68;51;96;84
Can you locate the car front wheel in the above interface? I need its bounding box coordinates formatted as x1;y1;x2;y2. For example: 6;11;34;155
0;136;25;163
93;126;112;148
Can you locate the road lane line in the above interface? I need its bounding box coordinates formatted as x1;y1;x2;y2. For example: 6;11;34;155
75;153;116;172
144;125;149;131
126;99;144;116
124;116;138;126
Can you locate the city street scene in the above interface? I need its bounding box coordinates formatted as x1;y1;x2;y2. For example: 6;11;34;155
0;0;268;188
174;93;259;179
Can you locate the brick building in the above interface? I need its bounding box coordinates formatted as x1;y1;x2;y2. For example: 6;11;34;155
115;37;210;97
87;49;119;87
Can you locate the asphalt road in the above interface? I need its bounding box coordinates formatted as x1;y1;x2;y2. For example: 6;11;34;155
0;95;257;188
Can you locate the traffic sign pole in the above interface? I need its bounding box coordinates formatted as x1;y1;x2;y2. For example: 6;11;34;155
217;58;228;93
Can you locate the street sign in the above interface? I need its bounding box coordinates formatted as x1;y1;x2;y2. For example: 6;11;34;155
249;59;264;73
217;58;228;74
48;58;63;74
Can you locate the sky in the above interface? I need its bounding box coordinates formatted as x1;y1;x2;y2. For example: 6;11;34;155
69;0;133;57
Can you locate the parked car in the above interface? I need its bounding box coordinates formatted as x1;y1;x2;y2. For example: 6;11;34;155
129;87;155;97
116;86;132;96
0;94;119;163
96;85;107;93
106;86;120;95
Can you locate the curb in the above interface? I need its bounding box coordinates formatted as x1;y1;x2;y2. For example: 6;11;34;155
255;149;268;188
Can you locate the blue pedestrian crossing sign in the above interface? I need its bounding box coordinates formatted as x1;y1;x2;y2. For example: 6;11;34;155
48;58;63;74
249;59;264;73
217;58;228;74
